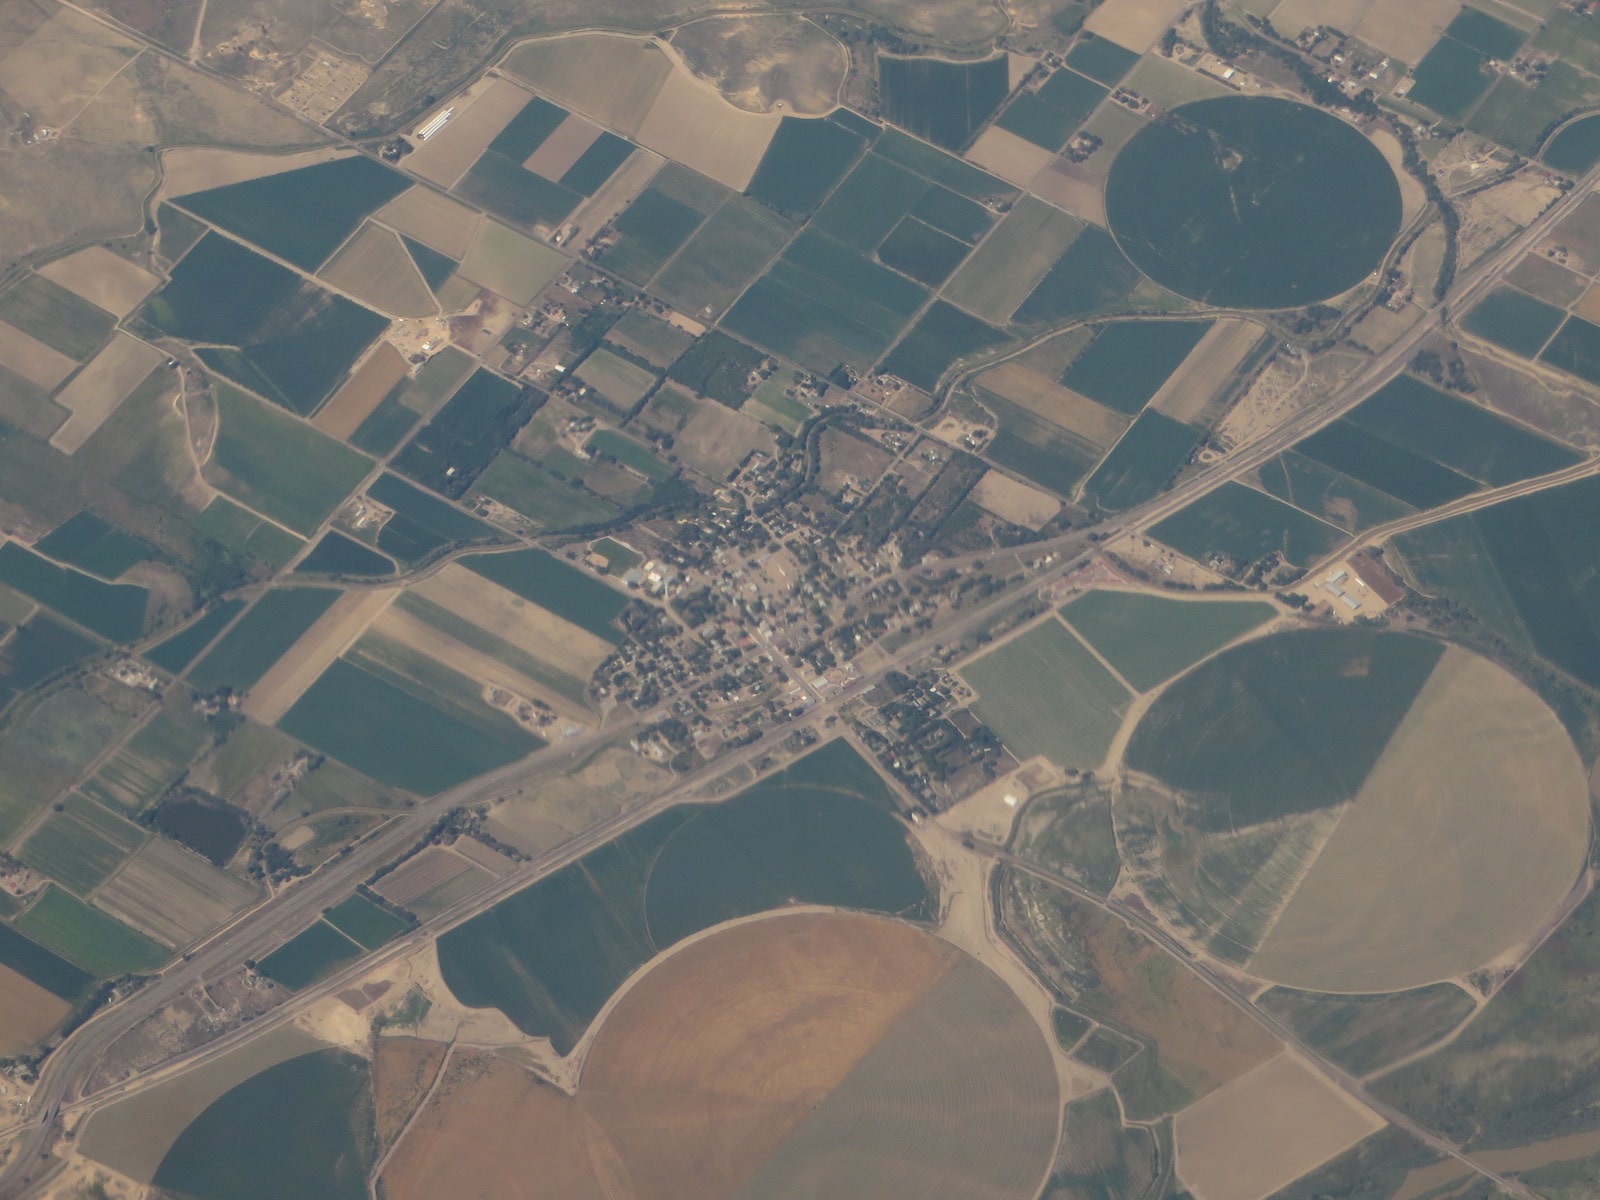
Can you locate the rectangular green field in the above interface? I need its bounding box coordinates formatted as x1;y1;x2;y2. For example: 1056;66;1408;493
187;587;340;694
587;429;672;480
960;616;1131;769
1540;314;1600;386
651;197;795;319
257;919;365;990
279;652;544;795
744;116;869;220
81;700;213;812
0;275;115;361
575;349;657;409
1150;481;1345;570
14;885;170;976
1461;286;1565;357
143;600;247;676
1080;410;1204;513
323;893;411;951
878;301;1009;391
207;385;372;536
17;796;144;895
1407;37;1492;118
979;388;1106;499
1060;320;1213;415
869;129;1017;202
1255;450;1415;533
945;197;1084;326
193;497;304;569
34;513;148;580
0;686;135;841
472;451;620;528
0;542;148;643
1061;590;1277;692
366;473;500;565
0;922;93;1001
1012;225;1142;328
461;547;628;644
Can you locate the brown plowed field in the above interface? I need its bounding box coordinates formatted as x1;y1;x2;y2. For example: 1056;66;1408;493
382;912;1058;1200
0;965;68;1054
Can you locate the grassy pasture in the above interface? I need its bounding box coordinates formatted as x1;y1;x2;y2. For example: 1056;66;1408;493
1009;782;1121;895
872;128;1016;201
744;115;867;220
207;385;372;535
876;217;970;286
605;310;693;367
323;893;410;950
1080;409;1204;513
1469;58;1600;155
1125;628;1443;828
471;452;620;528
997;68;1107;149
152;1049;374;1200
1065;33;1139;84
81;700;211;813
1257;984;1476;1077
193;497;303;569
0;616;101;707
187;588;340;695
279;654;543;794
14;885;169;976
978;388;1105;498
575;350;656;410
1061;590;1276;692
0;542;147;642
34;512;147;579
879;301;1008;391
877;54;1009;150
0;684;135;840
1461;286;1565;357
960;616;1130;768
945;196;1084;325
1060;320;1212;415
1256;450;1415;533
596;187;713;284
1150;481;1344;569
437;738;924;1054
812;154;942;251
17;796;143;895
1011;224;1142;327
1294;421;1478;509
176;157;408;271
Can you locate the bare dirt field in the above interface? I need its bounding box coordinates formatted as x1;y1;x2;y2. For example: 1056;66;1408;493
373;1036;449;1150
1354;0;1462;64
39;247;159;316
94;838;258;947
1246;647;1591;993
1174;1053;1383;1200
670;17;847;115
1028;159;1106;227
523;114;603;180
1371;131;1427;225
319;223;435;318
413;564;614;680
972;470;1062;529
0;8;138;129
502;35;674;136
1084;0;1195;50
634;68;780;190
161;146;349;201
978;362;1127;448
965;127;1057;188
245;588;398;725
375;187;481;260
674;400;776;480
80;1024;325;1182
0;965;69;1055
1267;0;1375;40
50;334;164;455
315;342;410;440
1148;319;1263;425
406;77;533;189
0;320;76;391
1575;282;1600;324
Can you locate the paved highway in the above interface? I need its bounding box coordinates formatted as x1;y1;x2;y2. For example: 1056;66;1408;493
5;133;1599;1200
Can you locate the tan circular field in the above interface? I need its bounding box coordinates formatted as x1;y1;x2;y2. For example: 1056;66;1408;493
382;911;1060;1200
1128;643;1592;993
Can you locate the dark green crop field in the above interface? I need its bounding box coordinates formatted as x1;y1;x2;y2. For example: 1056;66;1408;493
34;513;148;580
436;739;927;1054
323;893;410;950
1444;6;1526;60
1061;590;1277;693
1461;286;1565;357
1011;225;1141;327
1125;628;1445;828
1544;113;1600;173
877;54;1010;150
141;234;300;346
154;1049;374;1200
1079;410;1204;513
1064;33;1139;85
0;276;114;362
1105;97;1400;308
187;587;339;694
1294;421;1479;509
879;301;1008;391
1409;36;1493;118
1150;480;1345;569
394;368;533;497
456;153;582;229
1255;450;1415;533
871;128;1016;201
1061;320;1211;414
1540;314;1600;385
998;68;1107;149
745;116;868;220
0;921;92;1001
175;157;408;271
0;543;147;643
596;187;710;284
144;601;246;675
876;217;970;286
295;532;394;578
463;547;627;643
14;885;168;977
366;472;500;565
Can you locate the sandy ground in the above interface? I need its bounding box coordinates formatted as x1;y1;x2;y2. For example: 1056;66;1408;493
1148;319;1262;425
971;470;1062;529
965;127;1057;188
406;76;534;189
671;16;847;115
1174;1052;1383;1200
0;966;70;1056
1247;646;1591;993
244;588;398;724
319;224;435;318
374;186;482;260
523;114;603;181
633;68;779;191
50;334;163;455
412;565;614;680
160;146;350;201
0;320;76;390
1371;130;1427;225
1085;0;1195;50
501;35;675;136
39;246;158;316
314;342;410;439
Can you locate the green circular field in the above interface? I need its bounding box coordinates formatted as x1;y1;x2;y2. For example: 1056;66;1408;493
1104;96;1402;309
